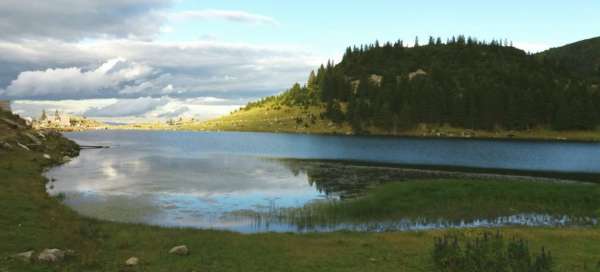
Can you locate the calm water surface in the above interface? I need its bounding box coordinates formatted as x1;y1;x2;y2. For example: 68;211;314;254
46;130;600;232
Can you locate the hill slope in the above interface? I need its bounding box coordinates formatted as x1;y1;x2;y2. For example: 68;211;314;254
538;37;600;82
196;36;600;137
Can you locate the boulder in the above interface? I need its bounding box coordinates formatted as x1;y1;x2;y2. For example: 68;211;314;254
38;248;65;263
169;245;189;256
408;69;428;80
13;250;35;263
17;142;30;151
1;142;12;150
125;257;139;266
22;132;42;145
43;154;52;160
0;117;23;129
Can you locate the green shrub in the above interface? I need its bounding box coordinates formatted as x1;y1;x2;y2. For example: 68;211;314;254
432;231;553;272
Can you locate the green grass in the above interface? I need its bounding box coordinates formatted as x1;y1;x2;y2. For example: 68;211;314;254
4;110;600;271
276;180;600;228
180;101;600;142
181;101;353;135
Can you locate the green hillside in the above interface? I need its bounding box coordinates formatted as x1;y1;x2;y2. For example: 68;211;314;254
222;36;600;134
538;37;600;82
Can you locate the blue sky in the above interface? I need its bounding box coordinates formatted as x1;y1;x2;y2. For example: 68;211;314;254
163;0;600;55
0;0;598;122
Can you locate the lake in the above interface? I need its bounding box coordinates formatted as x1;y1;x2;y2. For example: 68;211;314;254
46;130;600;233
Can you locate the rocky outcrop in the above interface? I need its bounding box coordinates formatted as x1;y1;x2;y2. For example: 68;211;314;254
16;142;30;151
13;250;35;263
22;132;42;145
125;257;139;266
408;69;427;80
37;248;65;263
169;245;189;256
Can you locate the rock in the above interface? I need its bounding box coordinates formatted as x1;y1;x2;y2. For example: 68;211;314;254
43;154;52;160
62;156;71;162
169;245;189;256
16;142;30;151
13;250;35;262
38;248;65;263
125;257;139;266
65;249;76;257
22;132;42;145
0;117;23;129
408;69;428;80
1;141;12;150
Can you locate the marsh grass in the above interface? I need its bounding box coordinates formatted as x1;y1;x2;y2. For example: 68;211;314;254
263;179;600;229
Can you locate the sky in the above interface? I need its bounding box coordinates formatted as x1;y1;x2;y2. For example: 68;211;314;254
1;0;599;123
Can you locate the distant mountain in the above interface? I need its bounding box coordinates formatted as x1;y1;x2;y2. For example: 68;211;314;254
538;37;600;82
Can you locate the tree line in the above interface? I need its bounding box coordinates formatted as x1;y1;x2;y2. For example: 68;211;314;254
248;36;600;131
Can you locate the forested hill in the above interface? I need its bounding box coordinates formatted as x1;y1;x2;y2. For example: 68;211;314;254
537;37;600;83
245;36;600;132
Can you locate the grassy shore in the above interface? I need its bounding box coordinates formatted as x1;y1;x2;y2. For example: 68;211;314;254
276;179;600;228
179;102;600;142
3;110;600;271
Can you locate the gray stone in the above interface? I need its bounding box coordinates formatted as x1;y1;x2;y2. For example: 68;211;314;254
125;257;139;266
13;250;35;262
22;132;42;145
0;117;23;129
169;245;189;256
1;142;12;150
38;248;65;263
16;142;30;151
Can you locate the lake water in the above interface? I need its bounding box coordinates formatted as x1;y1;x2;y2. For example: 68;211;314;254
46;130;600;232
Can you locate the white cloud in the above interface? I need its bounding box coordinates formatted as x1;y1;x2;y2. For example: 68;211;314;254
84;97;169;117
1;58;156;99
12;97;243;123
0;40;322;100
11;99;118;118
169;9;278;25
513;42;551;53
0;0;172;41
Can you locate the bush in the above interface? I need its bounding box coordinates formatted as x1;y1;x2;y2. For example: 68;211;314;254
432;231;553;272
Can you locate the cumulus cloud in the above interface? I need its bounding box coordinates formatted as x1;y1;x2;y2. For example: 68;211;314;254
84;97;169;117
169;9;278;25
157;106;191;118
0;0;172;41
1;58;156;99
11;97;243;123
0;40;322;100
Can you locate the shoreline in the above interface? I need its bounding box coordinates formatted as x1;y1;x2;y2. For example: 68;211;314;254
4;111;600;270
64;125;600;143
